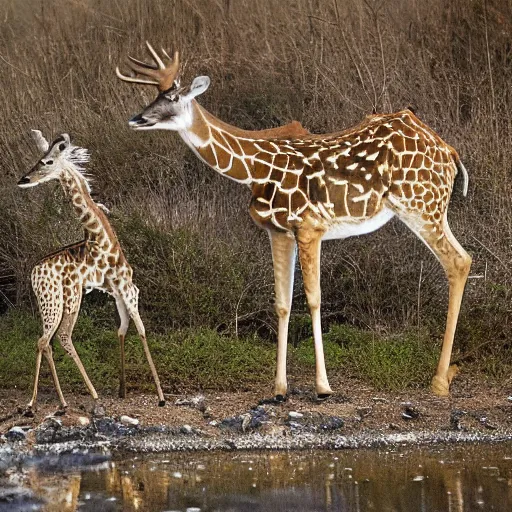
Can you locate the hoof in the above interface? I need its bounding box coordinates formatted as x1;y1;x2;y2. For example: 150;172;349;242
431;376;450;397
316;393;332;402
158;400;166;407
54;407;67;417
431;365;459;397
275;394;286;403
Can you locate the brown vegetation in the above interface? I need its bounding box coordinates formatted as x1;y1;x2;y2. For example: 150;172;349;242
0;0;510;374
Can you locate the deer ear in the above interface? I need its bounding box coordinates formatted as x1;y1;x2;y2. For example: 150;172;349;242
62;133;70;145
31;130;49;153
183;76;210;100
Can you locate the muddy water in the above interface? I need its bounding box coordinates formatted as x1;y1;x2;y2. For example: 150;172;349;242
12;444;512;511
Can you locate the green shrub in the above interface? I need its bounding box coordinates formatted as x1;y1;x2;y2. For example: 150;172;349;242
293;324;439;390
0;311;274;394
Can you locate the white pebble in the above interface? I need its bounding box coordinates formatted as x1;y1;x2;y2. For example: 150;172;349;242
288;411;304;419
120;415;139;426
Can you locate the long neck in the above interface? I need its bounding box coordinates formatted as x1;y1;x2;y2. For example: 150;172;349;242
178;101;296;184
59;165;115;246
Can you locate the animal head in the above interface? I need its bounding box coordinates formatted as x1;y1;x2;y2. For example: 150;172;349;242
18;131;90;188
116;42;210;131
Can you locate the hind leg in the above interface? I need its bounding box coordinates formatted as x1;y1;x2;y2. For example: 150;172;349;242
57;286;99;400
43;343;67;410
27;284;64;411
115;296;130;398
395;210;471;396
122;284;165;405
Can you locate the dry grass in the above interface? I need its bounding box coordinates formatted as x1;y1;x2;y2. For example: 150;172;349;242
0;0;510;372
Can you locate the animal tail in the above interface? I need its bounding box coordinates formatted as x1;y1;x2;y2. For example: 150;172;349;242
450;149;469;197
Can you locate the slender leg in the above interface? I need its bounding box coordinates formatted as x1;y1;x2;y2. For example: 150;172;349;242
27;283;64;411
268;230;297;399
296;228;333;398
43;343;67;409
397;212;471;396
58;287;99;400
123;285;165;406
115;296;130;399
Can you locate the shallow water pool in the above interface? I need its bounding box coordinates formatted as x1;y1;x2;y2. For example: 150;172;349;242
5;443;512;511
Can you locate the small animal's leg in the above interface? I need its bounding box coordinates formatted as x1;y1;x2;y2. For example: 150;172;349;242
296;228;333;399
115;296;130;398
123;285;165;406
58;287;99;400
26;278;64;413
43;343;67;410
268;230;297;400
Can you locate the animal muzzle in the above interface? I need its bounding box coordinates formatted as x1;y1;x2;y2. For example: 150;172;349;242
128;114;156;129
17;176;32;188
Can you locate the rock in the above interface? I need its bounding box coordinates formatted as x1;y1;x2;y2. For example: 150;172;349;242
119;415;139;427
402;405;420;420
92;404;106;418
220;407;269;432
288;411;304;420
180;424;193;434
78;416;90;426
240;413;251;432
450;410;467;431
6;427;26;441
320;417;344;431
175;395;206;411
175;398;192;406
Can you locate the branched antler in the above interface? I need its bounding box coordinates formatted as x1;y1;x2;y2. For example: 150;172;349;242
116;41;180;92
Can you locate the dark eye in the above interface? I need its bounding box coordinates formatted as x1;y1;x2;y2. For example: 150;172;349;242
59;143;66;151
46;160;53;165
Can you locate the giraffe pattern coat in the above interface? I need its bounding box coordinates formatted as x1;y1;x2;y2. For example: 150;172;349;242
18;131;165;411
117;44;472;400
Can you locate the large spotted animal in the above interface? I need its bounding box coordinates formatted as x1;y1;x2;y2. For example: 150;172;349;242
117;43;471;400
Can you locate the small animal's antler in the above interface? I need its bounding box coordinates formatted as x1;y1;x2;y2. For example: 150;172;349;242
31;130;49;153
116;41;180;92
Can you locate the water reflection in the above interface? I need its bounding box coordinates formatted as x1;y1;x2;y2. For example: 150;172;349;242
11;444;512;511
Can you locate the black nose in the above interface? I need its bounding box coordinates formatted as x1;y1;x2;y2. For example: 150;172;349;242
129;114;146;125
17;176;30;185
128;113;155;128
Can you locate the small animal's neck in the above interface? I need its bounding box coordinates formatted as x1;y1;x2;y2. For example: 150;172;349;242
178;101;286;184
59;165;112;245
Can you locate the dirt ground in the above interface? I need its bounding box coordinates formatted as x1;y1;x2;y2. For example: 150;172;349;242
2;372;512;440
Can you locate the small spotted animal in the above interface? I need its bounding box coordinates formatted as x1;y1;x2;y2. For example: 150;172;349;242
18;130;165;412
118;43;472;400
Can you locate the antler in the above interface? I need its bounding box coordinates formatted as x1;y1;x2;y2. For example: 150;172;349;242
31;129;49;153
116;41;180;92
